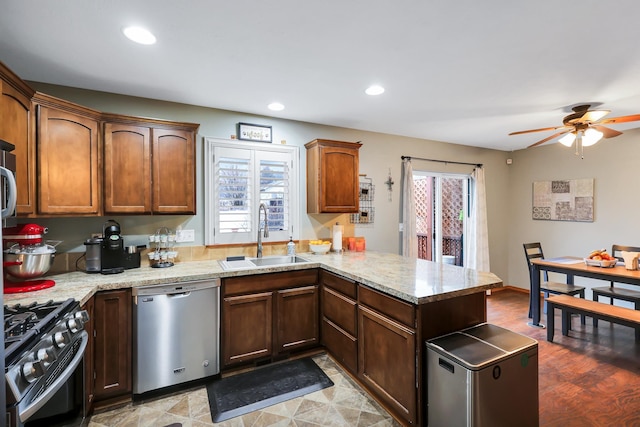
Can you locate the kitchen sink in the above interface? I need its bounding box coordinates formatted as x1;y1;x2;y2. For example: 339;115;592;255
249;255;310;266
218;255;310;270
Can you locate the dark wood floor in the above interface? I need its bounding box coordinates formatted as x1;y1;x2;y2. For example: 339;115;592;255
486;289;640;427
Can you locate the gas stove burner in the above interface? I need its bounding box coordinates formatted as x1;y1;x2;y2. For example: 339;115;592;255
5;311;37;339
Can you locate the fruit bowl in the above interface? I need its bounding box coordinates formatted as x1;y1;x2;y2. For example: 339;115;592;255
309;242;331;254
584;258;617;268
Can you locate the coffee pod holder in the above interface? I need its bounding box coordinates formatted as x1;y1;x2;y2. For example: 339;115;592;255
148;226;177;268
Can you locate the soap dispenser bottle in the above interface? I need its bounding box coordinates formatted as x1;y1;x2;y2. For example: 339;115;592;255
287;236;296;255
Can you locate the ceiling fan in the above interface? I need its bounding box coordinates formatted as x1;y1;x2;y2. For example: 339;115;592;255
509;104;640;156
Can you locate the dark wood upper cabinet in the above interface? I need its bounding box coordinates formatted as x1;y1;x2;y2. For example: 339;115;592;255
0;64;35;215
104;123;152;214
103;116;198;215
305;139;361;213
152;127;196;214
34;93;101;215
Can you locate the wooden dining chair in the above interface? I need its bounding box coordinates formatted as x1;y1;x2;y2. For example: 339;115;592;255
523;242;586;324
592;244;640;327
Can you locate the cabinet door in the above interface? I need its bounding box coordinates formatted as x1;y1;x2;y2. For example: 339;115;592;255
37;105;100;214
104;123;151;214
305;139;360;214
93;289;132;401
319;145;359;212
222;292;273;366
358;305;417;425
152;128;195;214
0;77;35;215
276;285;319;353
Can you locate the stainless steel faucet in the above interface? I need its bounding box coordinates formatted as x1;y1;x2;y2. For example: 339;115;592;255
257;203;269;258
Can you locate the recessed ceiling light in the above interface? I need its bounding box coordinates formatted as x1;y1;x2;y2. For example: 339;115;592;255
268;102;285;111
365;85;385;96
122;26;157;45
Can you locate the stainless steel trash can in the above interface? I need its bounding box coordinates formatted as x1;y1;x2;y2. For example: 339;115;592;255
426;323;539;427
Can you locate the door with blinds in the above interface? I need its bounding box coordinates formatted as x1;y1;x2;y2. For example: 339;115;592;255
204;138;299;246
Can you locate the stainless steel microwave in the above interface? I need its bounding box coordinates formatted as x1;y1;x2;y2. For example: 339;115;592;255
0;139;17;228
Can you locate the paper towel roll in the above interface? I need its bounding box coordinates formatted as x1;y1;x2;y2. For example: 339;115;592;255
332;223;343;251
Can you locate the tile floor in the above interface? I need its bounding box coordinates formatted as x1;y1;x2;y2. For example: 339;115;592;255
87;354;401;427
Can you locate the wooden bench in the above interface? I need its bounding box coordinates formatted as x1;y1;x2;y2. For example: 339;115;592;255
546;294;640;342
591;286;640;327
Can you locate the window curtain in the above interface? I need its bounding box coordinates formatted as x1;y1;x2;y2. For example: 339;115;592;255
466;167;490;271
401;158;417;257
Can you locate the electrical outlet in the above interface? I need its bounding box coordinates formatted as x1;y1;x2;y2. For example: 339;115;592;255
176;229;195;242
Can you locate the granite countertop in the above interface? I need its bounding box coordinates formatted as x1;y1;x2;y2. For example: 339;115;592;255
3;251;503;307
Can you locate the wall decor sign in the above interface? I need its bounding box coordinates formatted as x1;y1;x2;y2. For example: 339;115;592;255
532;178;594;222
237;122;272;143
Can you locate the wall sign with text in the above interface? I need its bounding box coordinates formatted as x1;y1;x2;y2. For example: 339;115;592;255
237;123;272;143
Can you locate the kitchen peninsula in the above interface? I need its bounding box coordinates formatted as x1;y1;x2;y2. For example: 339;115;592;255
5;251;502;426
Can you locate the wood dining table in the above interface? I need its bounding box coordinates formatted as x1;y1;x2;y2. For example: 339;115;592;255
529;256;640;327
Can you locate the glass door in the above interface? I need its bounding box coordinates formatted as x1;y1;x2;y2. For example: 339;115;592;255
413;172;469;265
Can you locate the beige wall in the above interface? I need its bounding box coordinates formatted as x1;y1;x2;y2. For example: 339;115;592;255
29;82;511;281
508;128;640;299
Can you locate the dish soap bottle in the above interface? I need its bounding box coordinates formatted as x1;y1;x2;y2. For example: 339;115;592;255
287;236;296;255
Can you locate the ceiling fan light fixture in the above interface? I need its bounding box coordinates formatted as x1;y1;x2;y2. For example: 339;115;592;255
558;132;576;147
582;128;603;147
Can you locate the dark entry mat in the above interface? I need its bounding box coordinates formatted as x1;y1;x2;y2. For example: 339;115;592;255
206;358;333;422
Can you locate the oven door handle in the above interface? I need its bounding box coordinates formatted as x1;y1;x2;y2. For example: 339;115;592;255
19;331;88;423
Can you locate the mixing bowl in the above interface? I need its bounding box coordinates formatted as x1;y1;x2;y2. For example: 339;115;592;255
3;250;56;279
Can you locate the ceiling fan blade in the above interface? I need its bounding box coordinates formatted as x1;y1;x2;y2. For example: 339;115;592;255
592;125;622;138
509;126;569;136
527;131;571;148
599;114;640;125
578;110;610;123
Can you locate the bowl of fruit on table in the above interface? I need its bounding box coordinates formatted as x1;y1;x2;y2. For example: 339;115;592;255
584;249;618;267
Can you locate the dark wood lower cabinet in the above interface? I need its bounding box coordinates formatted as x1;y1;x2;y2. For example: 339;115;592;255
358;304;417;425
320;272;358;374
93;289;132;402
276;285;319;353
223;292;273;365
222;270;320;369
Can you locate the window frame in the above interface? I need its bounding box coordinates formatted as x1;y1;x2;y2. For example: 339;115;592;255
204;137;299;246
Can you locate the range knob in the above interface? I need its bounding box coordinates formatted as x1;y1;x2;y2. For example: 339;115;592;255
21;360;45;383
52;330;71;348
35;347;56;366
74;310;90;323
66;317;85;334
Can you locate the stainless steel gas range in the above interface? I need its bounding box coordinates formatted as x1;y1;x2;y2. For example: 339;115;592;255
4;299;89;427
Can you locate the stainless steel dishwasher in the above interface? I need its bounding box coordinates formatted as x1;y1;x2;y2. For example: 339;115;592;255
132;279;220;395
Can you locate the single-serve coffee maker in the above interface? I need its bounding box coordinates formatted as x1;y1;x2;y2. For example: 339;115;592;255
85;220;143;274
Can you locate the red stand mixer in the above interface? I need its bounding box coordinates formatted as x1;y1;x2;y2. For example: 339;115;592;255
2;223;60;293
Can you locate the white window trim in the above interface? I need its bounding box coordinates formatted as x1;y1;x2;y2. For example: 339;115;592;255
204;137;299;246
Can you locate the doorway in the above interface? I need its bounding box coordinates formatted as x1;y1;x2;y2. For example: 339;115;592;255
414;172;469;265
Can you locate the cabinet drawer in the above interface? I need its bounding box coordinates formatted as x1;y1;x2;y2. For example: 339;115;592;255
359;285;415;328
321;270;357;299
322;286;357;336
223;269;318;296
321;318;357;374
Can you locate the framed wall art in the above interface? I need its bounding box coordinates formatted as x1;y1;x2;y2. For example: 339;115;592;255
532;178;594;222
237;122;272;143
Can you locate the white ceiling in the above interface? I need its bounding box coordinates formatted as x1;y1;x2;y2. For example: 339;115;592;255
2;0;640;151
